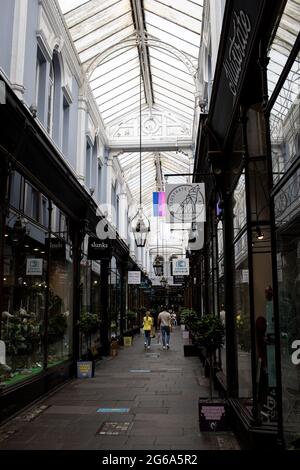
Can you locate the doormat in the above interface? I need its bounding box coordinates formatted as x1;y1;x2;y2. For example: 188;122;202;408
97;408;130;413
16;404;50;422
97;421;132;435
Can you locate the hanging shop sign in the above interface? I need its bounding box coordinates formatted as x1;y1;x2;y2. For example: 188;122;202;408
46;237;66;260
26;258;43;276
88;237;111;260
209;0;265;145
128;271;141;285
174;275;185;285
166;184;206;224
172;259;189;276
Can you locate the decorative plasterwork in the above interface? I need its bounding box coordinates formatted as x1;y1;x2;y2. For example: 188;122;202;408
37;2;74;103
86;115;96;145
108;107;192;142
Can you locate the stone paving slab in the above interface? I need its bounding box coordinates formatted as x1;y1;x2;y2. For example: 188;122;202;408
0;327;240;450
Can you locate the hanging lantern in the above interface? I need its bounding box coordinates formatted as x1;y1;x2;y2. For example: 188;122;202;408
132;207;150;247
153;254;164;276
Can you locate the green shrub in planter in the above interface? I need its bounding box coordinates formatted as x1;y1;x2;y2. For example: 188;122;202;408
77;312;99;354
195;315;225;399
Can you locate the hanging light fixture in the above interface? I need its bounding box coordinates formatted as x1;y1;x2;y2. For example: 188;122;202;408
132;39;150;248
255;225;264;240
153;218;163;275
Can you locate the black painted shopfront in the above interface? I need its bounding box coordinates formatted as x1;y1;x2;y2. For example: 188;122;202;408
191;0;300;450
0;74;146;422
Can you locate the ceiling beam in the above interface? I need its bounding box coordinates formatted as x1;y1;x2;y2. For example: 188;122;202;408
109;139;192;153
131;0;154;115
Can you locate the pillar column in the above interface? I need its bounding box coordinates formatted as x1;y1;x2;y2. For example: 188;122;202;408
100;259;110;355
76;91;87;183
105;152;113;222
10;0;28;99
118;185;128;242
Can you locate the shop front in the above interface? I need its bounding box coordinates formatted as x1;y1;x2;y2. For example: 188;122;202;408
266;5;300;446
192;0;287;449
0;74;131;422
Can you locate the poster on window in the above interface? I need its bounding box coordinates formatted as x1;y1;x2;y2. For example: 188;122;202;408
128;271;141;284
165;183;206;224
26;258;43;276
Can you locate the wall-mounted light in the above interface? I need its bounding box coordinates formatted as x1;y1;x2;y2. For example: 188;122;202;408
255;226;264;240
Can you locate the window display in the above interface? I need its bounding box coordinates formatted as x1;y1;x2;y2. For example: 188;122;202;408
1;212;46;386
233;177;252;399
47;235;73;366
0;173;75;388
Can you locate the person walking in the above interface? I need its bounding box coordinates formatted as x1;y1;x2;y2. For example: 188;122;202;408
143;311;153;350
158;308;172;350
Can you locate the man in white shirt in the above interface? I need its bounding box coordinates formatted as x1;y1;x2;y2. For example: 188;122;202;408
158;309;172;350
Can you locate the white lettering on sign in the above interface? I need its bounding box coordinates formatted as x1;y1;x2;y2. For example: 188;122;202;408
223;10;251;96
91;241;108;249
201;405;225;420
291;340;300;365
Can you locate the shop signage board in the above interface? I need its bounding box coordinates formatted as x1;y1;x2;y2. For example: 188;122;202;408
165;183;206;224
174;275;185;285
26;258;43;276
128;271;141;284
46;238;66;260
77;361;93;378
199;399;229;431
88;237;111;260
209;0;265;146
172;259;189;276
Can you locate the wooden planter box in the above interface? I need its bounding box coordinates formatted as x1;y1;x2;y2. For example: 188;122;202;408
198;398;229;432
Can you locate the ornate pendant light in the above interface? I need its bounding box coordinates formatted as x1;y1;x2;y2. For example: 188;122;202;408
132;40;150;247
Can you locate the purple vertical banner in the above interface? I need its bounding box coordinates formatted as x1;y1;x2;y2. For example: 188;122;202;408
153;192;166;216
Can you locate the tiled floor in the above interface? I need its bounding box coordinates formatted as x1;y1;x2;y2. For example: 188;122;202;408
0;328;240;450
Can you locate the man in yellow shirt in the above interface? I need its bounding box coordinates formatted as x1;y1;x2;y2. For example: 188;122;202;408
143;311;153;350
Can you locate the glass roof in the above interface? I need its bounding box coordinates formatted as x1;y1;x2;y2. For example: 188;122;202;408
268;0;300;99
268;0;300;140
58;0;204;254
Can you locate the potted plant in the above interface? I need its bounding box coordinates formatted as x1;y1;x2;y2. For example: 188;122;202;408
196;314;227;431
77;312;99;378
180;309;201;356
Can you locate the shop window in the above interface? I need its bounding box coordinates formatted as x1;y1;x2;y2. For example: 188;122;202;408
24;182;40;222
86;141;92;189
35;47;47;125
233;177;252;399
47;233;73;366
97;164;102;202
270;53;300;183
1;212;46;387
62;95;70;157
47;62;54;135
275;186;300;446
9;171;24;210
